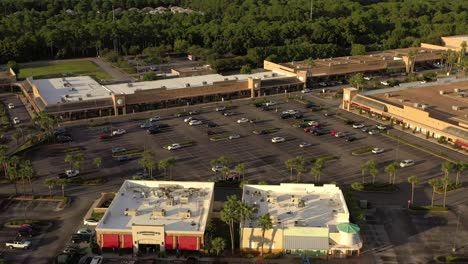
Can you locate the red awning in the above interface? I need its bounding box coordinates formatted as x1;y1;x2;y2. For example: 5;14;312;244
165;235;174;250
123;234;133;249
102;234;119;248
177;236;198;250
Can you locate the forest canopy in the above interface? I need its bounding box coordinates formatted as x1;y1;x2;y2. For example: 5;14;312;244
0;0;467;67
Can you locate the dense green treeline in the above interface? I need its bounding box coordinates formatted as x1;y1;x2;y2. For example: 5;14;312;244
0;0;467;67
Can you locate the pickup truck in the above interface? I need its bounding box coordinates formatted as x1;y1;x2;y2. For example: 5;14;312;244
5;240;31;249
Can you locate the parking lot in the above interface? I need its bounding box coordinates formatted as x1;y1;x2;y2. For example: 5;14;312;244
26;93;449;189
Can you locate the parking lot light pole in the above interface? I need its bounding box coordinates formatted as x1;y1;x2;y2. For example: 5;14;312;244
452;209;462;253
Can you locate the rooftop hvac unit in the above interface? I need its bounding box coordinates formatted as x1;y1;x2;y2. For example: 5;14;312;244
70;87;76;91
421;104;429;110
151;208;166;217
454;88;459;93
452;105;461;111
161;86;166;89
180;195;189;204
266;195;278;203
185;83;190;87
224;78;229;81
124;208;137;216
166;197;175;206
413;103;420;108
439;90;445;95
398;98;406;103
86;93;92;97
264;75;268;78
202;81;207;85
272;73;277;77
179;209;191;218
297;200;305;208
127;83;133;87
78;97;83;101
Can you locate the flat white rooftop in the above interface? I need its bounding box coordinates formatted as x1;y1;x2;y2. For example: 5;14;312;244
106;71;290;95
97;180;214;233
242;184;349;229
32;76;111;105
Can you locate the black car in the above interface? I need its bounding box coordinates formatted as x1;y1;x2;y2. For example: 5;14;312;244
152;123;169;129
294;112;304;119
280;113;291;119
53;127;67;136
262;106;270;111
206;122;217;128
147;126;160;134
17;227;34;238
56;135;73;143
223;111;235;116
71;234;90;244
312;129;327;136
345;136;357;142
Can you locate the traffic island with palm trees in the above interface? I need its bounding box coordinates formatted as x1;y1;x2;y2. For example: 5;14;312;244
350;160;400;193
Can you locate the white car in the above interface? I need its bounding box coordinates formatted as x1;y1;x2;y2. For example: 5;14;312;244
301;89;311;93
376;124;387;130
13;117;20;124
65;169;79;177
149;116;160;122
112;129;126;136
368;129;380;135
271;137;286;143
167;143;181;150
212;165;226;172
264;101;276;106
335;131;346;138
381;81;389;86
308;121;319;126
77;228;95;235
400;160;415;168
215;106;226;112
282;109;298;115
299;142;311;148
188;120;202;126
184;117;193;122
372;148;385;154
83;218;99;226
7;103;14;109
420;80;427;84
353;123;365;129
237;118;249;123
364;76;372;81
229;134;240;140
318;82;327;87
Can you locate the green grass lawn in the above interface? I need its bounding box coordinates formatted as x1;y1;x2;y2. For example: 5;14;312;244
19;60;112;80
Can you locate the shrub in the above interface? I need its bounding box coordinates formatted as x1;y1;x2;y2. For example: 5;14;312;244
351;182;364;191
263;252;283;259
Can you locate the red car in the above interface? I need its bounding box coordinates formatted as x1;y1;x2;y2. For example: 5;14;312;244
330;130;337;136
99;133;112;140
304;125;321;133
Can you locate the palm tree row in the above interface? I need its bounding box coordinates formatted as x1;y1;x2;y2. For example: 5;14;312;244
410;175;452;208
284;156;328;183
138;150;177;179
361;160;379;184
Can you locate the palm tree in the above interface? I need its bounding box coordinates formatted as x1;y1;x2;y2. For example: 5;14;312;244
18;160;34;197
33;111;56;139
441;176;450;208
384;163;395;184
368;161;379;184
407;175;419;206
454;161;466;186
139;150;156;178
239;180;249;189
158;159;169;178
12;132;22;147
349;73;365;92
221;167;231;181
210;237;226;256
310;158;325;183
220;195;241;254
441;162;454;178
285;158;296;181
361;162;369;183
44;177;56;197
257;213;273;256
0;144;9;177
166;156;176;180
294;156;305;182
56;178;71;197
6;164;18;196
234;163;247;181
428;178;441;207
73;153;85;171
407;48;418;74
64;153;75;169
93;157;102;169
459;41;467;63
218;155;230;167
296;164;305;183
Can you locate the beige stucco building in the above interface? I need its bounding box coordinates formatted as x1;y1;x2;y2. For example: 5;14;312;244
342;78;468;149
241;183;362;257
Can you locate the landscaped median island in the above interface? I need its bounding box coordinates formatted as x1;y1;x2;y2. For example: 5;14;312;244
351;147;374;156
308;155;339;164
351;182;399;193
112;149;144;160
409;205;449;212
252;127;280;134
435;255;468;263
70;176;106;185
209;134;239;142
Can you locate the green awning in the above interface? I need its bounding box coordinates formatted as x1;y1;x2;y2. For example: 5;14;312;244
337;223;360;234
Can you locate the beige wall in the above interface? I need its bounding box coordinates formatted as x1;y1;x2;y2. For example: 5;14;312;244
263;60;296;75
131;224;165;245
441;37;466;51
241;227;284;253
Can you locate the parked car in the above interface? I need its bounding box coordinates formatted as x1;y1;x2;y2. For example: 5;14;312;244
312;129;327;136
223;111;235;116
152;123;169;129
140;121;154;129
188;110;199;115
215;106;226;112
99;133;112;140
345;136;356;142
237;118;249;123
149;116;160;122
323;112;334;117
53;127;67;136
63;246;83;254
352;123;365;129
229;134;241;140
301;89;312;93
111;147;126;154
400;160;415;168
175;112;188;117
376;124;387;130
271;137;286;143
335;131;347;138
368;129;380;135
17;227;34;238
147;126;160;134
364;76;372;81
212;165;226;172
372;148;385;154
206;122;217;128
299;142;311;148
83;218;99;226
381;80;389;86
70;234;88;244
361;127;369;133
77;228;95;236
7;103;14;109
188;120;202;126
90;256;104;264
184;117;193;123
264;101;276;106
280;113;291;119
112;129;126;136
56;135;73;143
167;143;181;150
294;112;303;119
5;240;31;249
65;169;79;178
132;172;149;179
308;121;319;126
13;117;20;124
261;106;270;111
282;109;298;115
